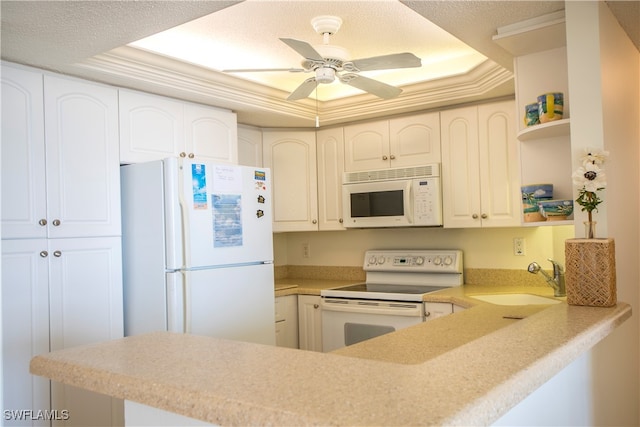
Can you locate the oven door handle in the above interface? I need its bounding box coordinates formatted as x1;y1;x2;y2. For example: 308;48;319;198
321;299;423;317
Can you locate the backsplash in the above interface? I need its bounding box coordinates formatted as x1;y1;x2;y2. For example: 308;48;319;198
275;265;551;287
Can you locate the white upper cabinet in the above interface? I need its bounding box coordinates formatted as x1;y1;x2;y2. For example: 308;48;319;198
389;113;441;168
119;89;237;164
316;127;346;231
1;65;47;239
1;66;121;239
184;103;237;164
441;100;520;228
44;75;121;239
344;113;441;171
263;130;318;232
237;125;263;167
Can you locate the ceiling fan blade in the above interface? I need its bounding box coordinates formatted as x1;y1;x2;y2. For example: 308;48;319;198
344;53;421;72
223;68;307;73
339;73;402;99
280;38;324;62
287;77;318;101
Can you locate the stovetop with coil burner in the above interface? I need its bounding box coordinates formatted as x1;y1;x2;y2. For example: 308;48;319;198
321;249;464;302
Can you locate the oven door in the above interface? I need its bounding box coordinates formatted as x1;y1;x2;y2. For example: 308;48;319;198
321;298;424;352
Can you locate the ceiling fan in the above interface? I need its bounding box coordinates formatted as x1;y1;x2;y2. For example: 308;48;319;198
223;15;422;101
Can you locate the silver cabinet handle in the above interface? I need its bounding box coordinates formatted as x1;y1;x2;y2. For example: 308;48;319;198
39;219;47;226
40;251;48;258
188;153;195;158
53;250;62;257
52;219;61;226
179;152;186;158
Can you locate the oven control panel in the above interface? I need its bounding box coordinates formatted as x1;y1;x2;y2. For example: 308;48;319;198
363;250;463;273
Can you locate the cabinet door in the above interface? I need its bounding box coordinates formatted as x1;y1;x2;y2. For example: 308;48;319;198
441;106;482;228
344;121;389;171
49;236;124;427
44;75;121;238
316;127;345;231
274;295;298;349
297;295;323;352
1;65;47;239
184;103;237;163
263;131;318;232
2;239;51;424
119;89;184;163
389;112;441;168
477;101;520;227
424;302;453;320
237;125;263;167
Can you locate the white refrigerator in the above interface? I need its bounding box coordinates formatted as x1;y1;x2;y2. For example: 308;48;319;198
121;158;275;345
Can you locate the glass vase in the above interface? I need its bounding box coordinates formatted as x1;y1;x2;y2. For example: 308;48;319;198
584;221;597;239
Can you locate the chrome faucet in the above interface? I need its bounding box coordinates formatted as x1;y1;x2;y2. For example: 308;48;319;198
527;259;566;297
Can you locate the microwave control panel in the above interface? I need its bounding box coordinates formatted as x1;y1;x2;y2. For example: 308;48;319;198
412;177;442;226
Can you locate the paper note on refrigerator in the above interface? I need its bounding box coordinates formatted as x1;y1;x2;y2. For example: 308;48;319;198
212;194;243;247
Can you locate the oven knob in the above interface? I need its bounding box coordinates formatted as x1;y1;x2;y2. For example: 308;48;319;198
433;256;442;266
444;256;453;266
377;256;386;265
415;257;425;265
368;256;377;265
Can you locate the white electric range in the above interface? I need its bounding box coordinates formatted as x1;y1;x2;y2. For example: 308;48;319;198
320;249;463;351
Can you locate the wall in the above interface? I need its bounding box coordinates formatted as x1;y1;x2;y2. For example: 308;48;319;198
566;1;639;425
275;225;574;270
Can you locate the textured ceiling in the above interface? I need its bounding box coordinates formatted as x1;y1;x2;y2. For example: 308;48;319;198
1;1;637;127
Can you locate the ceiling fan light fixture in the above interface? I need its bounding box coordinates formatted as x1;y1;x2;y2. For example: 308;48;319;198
315;67;335;84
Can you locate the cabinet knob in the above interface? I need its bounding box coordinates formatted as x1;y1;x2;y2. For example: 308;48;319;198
53;250;62;257
390;154;396;160
481;213;488;219
39;219;47;226
312;219;317;224
52;219;61;226
382;155;388;160
425;311;431;317
39;251;48;258
188;153;195;159
339;218;343;223
313;304;319;309
472;214;479;219
179;152;186;158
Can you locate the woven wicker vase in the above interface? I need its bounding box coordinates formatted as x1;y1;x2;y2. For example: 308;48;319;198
565;238;617;307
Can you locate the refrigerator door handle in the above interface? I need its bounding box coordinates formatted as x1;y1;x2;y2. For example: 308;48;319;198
166;271;187;333
176;157;192;269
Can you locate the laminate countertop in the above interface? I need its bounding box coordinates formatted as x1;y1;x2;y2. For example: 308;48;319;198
30;285;631;426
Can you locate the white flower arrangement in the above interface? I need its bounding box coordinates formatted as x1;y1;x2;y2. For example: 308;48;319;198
572;147;608;226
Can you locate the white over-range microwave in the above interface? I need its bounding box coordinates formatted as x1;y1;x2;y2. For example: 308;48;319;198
342;164;442;228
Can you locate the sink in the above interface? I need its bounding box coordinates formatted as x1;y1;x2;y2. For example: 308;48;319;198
470;293;561;306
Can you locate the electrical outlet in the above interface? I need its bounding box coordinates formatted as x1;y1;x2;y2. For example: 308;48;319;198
513;237;526;256
302;243;310;258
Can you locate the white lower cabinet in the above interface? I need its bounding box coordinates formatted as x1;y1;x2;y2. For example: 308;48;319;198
2;237;124;427
275;295;299;349
424;302;454;320
297;295;323;352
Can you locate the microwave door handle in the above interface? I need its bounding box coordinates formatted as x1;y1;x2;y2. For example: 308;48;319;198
405;181;413;224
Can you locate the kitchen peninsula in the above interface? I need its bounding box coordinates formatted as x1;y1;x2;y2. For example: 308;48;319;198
30;287;631;426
